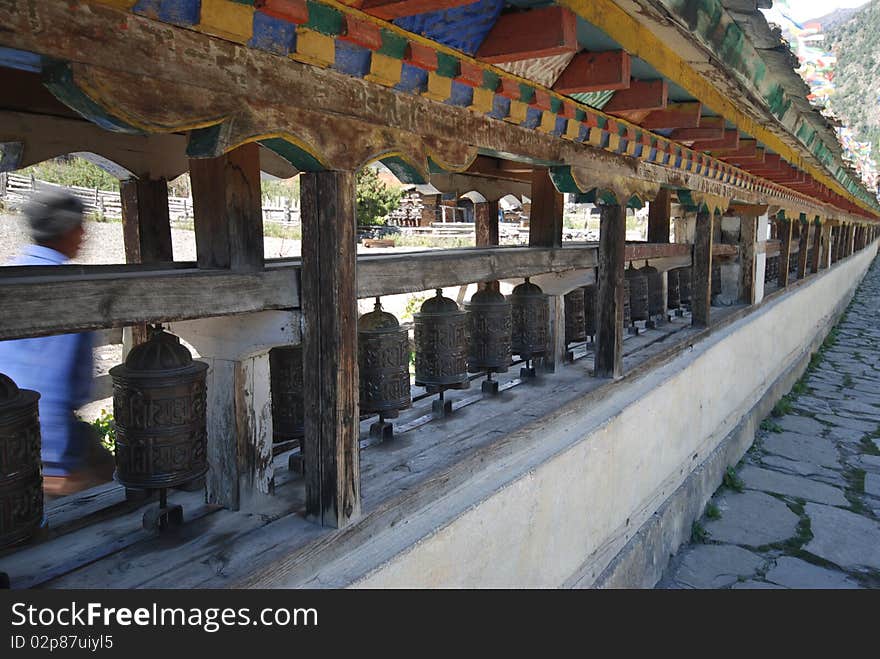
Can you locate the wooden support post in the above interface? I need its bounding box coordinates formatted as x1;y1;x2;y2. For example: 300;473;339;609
691;208;713;328
820;223;832;269
529;167;563;248
796;219;810;280
190;142;264;272
810;221;821;274
753;212;769;304
300;171;360;528
740;212;757;304
544;295;567;373
121;177;173;347
475;200;500;248
647;188;671;243
777;216;793;288
595;203;625;378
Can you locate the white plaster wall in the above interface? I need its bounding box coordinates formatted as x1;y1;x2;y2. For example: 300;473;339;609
351;243;878;588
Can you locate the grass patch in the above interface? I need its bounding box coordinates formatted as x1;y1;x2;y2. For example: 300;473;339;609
760;419;784;433
861;436;880;456
722;466;745;493
691;521;710;543
791;379;809;397
843;374;854;388
705;502;722;520
771;395;793;417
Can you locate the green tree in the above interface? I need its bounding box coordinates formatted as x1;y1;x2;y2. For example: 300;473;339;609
356;167;402;226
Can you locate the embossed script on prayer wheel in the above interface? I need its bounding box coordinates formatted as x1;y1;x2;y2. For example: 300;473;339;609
667;268;681;310
269;345;304;443
358;299;411;416
640;264;664;316
466;288;512;373
110;329;208;490
414;290;469;391
677;267;692;305
623;278;631;327
0;373;42;549
510;279;548;360
626;264;649;322
564;288;587;345
583;284;597;338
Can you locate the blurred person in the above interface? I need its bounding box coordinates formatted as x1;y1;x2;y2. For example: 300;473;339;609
0;189;113;497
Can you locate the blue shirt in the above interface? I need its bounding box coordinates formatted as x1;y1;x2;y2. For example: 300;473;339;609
0;245;94;476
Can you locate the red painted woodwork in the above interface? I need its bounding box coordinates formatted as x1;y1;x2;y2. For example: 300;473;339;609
476;6;578;63
552;50;631;94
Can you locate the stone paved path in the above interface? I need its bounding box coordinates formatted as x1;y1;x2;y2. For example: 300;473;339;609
659;258;880;589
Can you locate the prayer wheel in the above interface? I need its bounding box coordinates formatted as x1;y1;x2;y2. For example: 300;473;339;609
110;328;208;491
564;288;587;345
269;345;304;443
667;268;681;310
358;298;411;417
466;287;512;382
509;278;548;361
677;267;692;306
712;262;721;298
623;279;632;327
626;264;649;322
414;289;469;391
0;373;42;549
583;284;596;339
640;263;664;317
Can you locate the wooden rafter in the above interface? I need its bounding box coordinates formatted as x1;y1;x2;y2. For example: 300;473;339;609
476;6;578;63
603;80;668;114
552;50;631;94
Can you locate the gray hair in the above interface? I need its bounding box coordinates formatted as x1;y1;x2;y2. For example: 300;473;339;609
23;189;85;242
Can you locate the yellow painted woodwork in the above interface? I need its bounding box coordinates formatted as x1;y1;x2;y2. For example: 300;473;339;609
199;0;254;44
366;53;403;86
564;119;581;141
607;133;620;153
293;28;336;68
625;138;637;157
505;100;527;125
424;72;452;102
588;127;603;148
471;87;495;114
538;111;557;133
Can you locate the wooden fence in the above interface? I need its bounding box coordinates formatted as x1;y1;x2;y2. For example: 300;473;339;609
0;172;300;224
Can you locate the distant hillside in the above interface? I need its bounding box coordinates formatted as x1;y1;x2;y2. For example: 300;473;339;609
823;1;880;150
803;7;862;31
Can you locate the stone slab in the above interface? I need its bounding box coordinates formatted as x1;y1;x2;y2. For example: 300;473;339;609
804;503;880;570
856;454;880;473
740;465;848;506
824;426;868;444
673;545;764;589
817;415;878;433
761;455;843;484
777;415;826;436
793;397;834;416
865;473;880;499
762;432;840;469
705;491;800;548
765;556;860;589
730;580;786;590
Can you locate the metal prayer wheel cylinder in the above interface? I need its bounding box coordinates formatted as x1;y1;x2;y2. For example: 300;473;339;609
0;373;42;549
269;345;304;442
110;329;208;490
509;279;548;360
583;284;597;337
466;287;512;373
564;288;587;345
667;268;681;310
623;279;631;327
677;267;692;305
358;299;412;416
711;263;721;298
626;264;649;322
640;264;664;316
414;289;469;390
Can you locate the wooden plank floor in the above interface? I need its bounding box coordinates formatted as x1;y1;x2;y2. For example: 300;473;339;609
0;306;744;589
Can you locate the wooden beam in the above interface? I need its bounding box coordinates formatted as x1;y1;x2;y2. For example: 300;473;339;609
797;220;810;279
638;102;702;130
300;170;360;529
647;188;672;243
603;80;668;114
465;156;533;184
669;117;725;142
529;167;563;248
595;203;625;378
360;0;481;21
692;208;713;327
552;50;631;94
713;139;757;157
120;177;173;346
190;142;264;272
777;216;793;287
475;200;500;247
691;128;739;152
811;221;822;274
476;6;577;63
